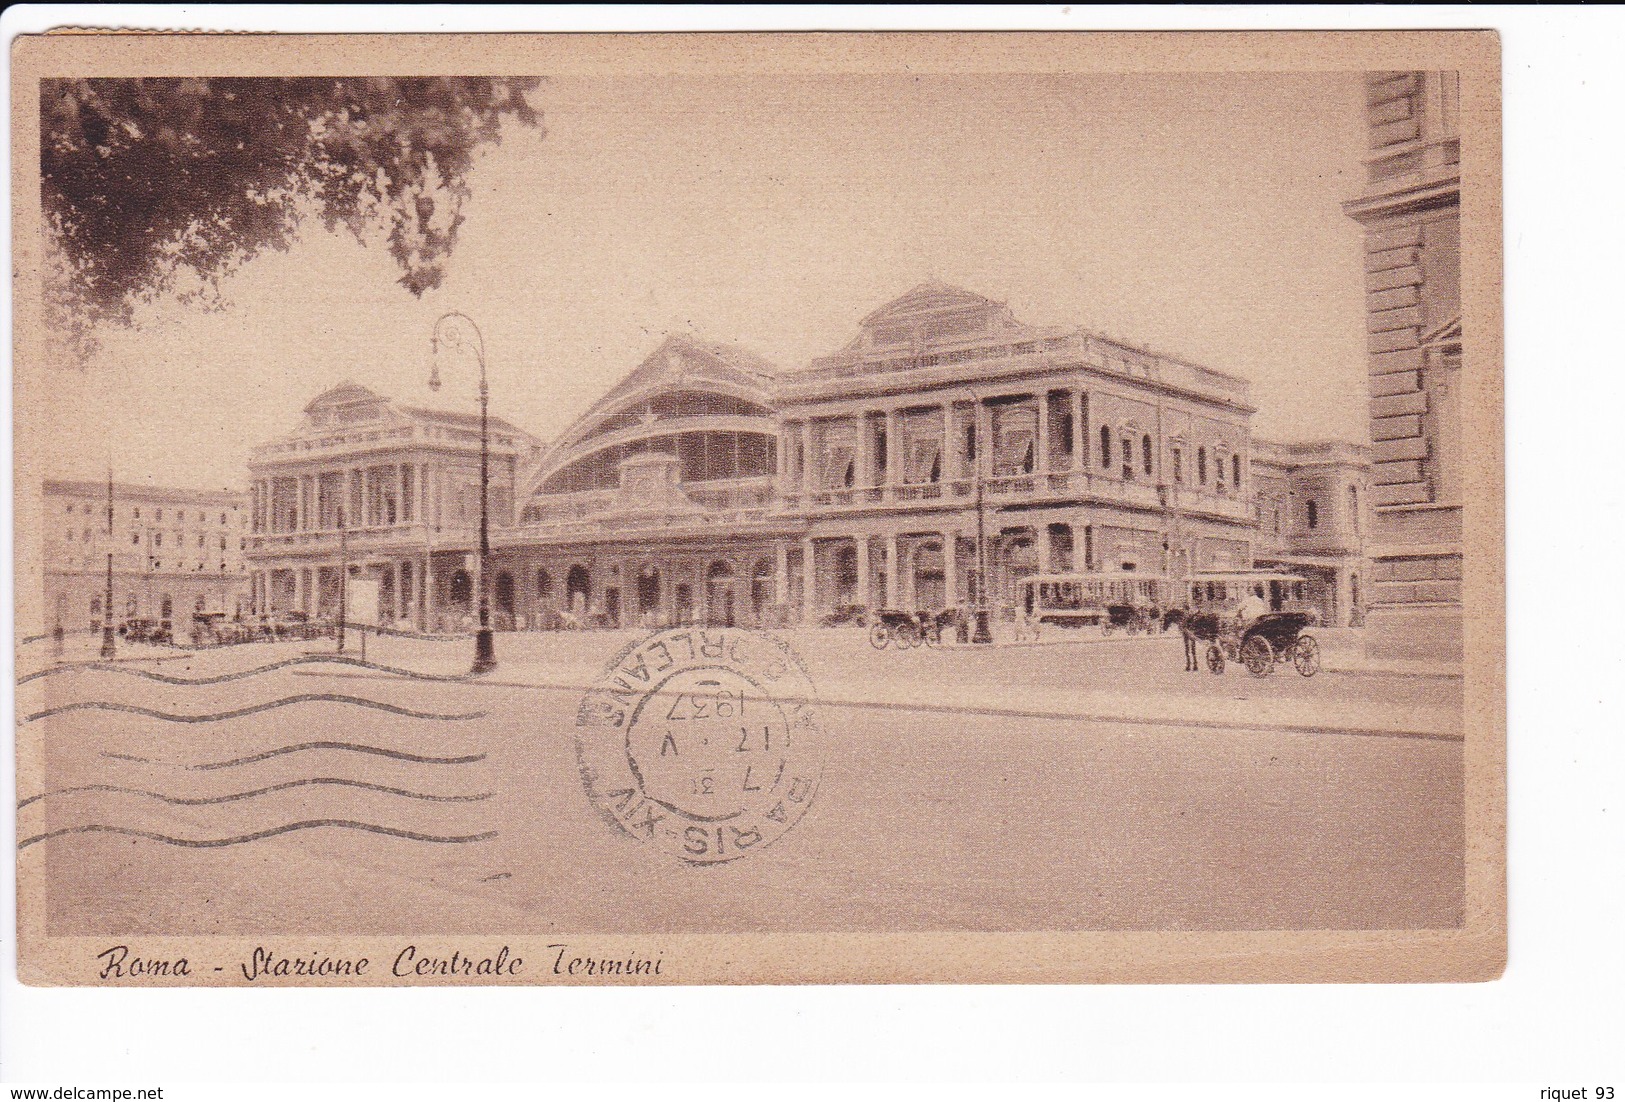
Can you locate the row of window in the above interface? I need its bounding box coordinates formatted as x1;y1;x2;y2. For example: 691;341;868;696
64;502;239;524
63;560;243;572
1097;427;1242;490
68;529;243;551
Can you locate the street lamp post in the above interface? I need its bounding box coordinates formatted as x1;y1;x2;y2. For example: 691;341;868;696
336;507;348;654
430;311;497;675
960;388;993;644
100;467;116;659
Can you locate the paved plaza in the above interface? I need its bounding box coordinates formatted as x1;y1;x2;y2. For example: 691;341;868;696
19;627;1464;936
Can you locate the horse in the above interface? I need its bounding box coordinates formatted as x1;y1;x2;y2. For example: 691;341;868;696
1163;608;1222;672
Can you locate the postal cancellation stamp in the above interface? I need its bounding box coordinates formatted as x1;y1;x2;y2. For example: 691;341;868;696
575;628;825;863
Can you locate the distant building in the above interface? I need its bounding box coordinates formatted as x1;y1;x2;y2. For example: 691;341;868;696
42;478;250;638
1250;441;1371;628
1342;71;1463;661
247;284;1369;632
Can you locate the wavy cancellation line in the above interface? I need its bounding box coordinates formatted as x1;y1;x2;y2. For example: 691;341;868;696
17;653;476;686
17;819;499;851
17;778;493;810
103;740;486;770
23;693;486;725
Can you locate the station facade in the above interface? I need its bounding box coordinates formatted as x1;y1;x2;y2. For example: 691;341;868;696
246;284;1370;634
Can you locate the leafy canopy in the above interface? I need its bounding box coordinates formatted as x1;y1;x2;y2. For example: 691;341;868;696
41;76;542;347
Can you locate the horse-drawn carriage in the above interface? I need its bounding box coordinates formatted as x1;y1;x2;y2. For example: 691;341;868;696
868;608;960;649
1169;571;1322;678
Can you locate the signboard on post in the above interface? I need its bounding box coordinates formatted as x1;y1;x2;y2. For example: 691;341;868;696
345;575;380;627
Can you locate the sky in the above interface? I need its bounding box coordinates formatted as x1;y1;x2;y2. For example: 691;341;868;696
28;71;1372;491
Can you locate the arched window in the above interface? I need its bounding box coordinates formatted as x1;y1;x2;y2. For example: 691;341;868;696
537;568;553;600
1198;447;1208;484
1100;425;1112;470
1348;485;1360;534
1171;447;1183;484
1120;436;1134;480
1232;453;1242;488
1142;434;1153;476
1307;500;1319;529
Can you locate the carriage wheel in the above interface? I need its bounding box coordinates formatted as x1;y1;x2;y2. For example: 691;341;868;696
1241;634;1275;678
1127;617;1143;636
1206;643;1225;674
1293;635;1321;677
868;622;890;650
896;621;921;649
921;622;941;648
1102;622;1116;637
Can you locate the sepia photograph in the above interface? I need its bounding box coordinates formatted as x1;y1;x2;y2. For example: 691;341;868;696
10;30;1503;989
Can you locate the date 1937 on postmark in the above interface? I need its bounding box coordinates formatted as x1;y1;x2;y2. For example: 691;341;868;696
575;628;825;863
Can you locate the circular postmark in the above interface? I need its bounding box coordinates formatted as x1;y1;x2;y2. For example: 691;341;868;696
575;627;824;864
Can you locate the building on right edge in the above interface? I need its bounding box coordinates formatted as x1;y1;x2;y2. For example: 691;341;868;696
1342;71;1463;663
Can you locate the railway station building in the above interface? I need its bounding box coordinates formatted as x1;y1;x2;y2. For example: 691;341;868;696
245;283;1369;634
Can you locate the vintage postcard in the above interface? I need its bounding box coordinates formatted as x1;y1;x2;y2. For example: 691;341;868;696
11;30;1504;985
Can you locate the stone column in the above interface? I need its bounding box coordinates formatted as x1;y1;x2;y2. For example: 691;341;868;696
857;412;874;489
1037;526;1052;573
1036;394;1050;475
943;531;959;607
855;536;870;609
423;553;436;630
940;403;953;484
775;542;790;604
800;422;815;496
1072;390;1086;473
397;465;408;525
294;567;307;614
800;538;817;624
974;400;991;479
883;534;898;607
884;409;900;489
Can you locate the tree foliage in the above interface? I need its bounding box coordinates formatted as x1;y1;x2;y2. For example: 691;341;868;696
40;76;542;349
